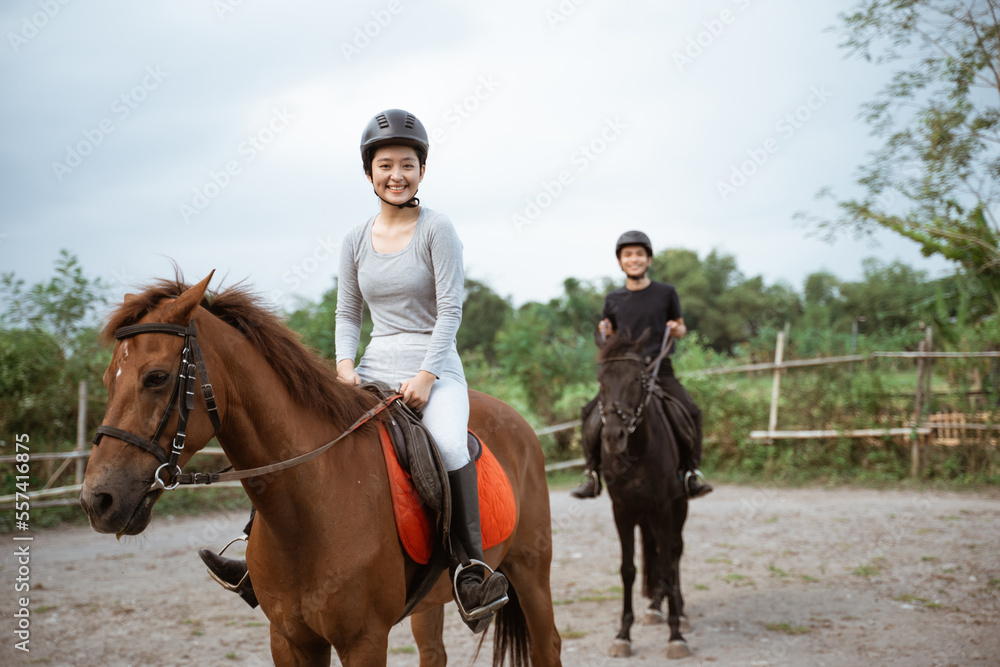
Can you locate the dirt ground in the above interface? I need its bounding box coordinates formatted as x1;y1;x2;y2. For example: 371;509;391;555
2;483;999;666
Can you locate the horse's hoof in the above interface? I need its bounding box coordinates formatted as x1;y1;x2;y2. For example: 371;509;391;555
608;639;632;658
679;615;692;633
667;639;692;659
641;609;665;625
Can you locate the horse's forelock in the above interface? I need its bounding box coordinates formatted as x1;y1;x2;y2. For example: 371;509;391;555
599;332;645;361
101;278;196;345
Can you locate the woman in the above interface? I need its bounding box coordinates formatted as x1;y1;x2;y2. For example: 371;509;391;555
199;109;507;633
337;108;508;631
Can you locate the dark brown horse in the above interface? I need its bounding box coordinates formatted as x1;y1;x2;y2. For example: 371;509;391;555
79;274;562;666
596;330;690;660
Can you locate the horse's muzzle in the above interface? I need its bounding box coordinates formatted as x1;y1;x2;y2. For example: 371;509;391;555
80;481;162;536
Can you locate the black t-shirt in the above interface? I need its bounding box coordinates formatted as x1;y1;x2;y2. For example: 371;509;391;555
603;281;682;359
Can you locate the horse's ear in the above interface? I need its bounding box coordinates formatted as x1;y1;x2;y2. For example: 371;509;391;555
594;326;607;348
635;327;652;352
123;293;142;307
164;271;215;324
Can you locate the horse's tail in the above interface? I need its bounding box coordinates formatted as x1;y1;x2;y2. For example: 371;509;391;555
640;519;658;598
489;580;530;667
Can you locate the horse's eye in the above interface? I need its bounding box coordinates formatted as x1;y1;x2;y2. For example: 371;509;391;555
143;371;170;388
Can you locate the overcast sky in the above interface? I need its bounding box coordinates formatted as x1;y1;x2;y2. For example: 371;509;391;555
0;0;952;314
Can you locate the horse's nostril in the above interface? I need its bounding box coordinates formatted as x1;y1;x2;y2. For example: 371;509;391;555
94;492;114;516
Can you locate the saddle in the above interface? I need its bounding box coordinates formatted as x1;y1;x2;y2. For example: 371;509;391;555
360;382;514;622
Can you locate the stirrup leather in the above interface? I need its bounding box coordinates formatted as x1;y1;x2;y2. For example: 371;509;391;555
205;535;250;592
452;559;509;622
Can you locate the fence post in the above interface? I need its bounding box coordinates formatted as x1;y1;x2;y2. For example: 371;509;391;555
767;329;786;442
76;380;87;484
911;327;933;477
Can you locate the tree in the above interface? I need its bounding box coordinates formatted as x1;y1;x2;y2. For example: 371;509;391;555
806;0;1000;313
0;251;110;450
457;279;512;362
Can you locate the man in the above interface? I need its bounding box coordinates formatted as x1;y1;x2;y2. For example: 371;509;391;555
571;230;712;499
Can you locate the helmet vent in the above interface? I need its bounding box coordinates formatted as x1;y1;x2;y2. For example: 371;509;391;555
404;114;416;129
376;114;390;129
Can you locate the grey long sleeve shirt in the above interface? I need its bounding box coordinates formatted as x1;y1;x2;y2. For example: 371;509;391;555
334;208;464;380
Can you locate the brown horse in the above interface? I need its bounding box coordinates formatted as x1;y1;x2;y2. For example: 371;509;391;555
79;273;562;666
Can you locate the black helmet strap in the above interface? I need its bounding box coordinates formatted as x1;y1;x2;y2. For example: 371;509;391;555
373;187;420;209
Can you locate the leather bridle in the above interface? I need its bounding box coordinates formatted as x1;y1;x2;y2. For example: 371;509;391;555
93;322;222;491
598;326;676;435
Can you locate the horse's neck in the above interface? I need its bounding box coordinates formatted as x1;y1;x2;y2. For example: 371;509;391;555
206;321;354;503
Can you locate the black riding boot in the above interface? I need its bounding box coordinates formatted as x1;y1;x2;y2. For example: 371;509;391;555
571;398;603;499
449;461;509;633
199;544;258;608
199;509;258;609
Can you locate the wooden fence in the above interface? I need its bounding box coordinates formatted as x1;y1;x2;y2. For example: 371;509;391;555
3;331;998;506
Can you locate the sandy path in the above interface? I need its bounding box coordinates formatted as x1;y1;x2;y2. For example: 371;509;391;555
2;484;998;666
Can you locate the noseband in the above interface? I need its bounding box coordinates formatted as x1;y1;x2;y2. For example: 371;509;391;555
92;322;222;490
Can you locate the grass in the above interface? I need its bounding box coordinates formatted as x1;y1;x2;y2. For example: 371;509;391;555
389;647;416;655
768;564;790;578
764;622;811;635
988;577;1000;591
893;594;927;604
705;557;732;564
34;605;57;613
695;584;710;591
561;627;588;639
853;562;881;578
800;575;820;583
721;573;755;587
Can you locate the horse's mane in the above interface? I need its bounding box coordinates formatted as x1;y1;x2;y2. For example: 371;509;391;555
102;277;378;430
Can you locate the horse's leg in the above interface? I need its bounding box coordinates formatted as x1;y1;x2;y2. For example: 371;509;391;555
269;624;332;667
673;497;690;633
662;502;691;660
410;606;447;667
609;508;636;658
638;518;666;626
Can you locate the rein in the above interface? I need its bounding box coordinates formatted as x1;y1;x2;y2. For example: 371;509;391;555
93;319;401;490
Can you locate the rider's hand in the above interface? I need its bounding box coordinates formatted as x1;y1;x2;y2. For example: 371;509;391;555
336;360;361;386
666;320;686;339
599;318;613;338
400;370;436;409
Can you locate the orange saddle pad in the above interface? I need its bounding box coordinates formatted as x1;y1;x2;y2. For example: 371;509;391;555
378;423;516;565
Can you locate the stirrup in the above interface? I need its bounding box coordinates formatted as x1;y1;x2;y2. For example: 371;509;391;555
684;469;706;495
206;535;250;592
452;559;509;622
